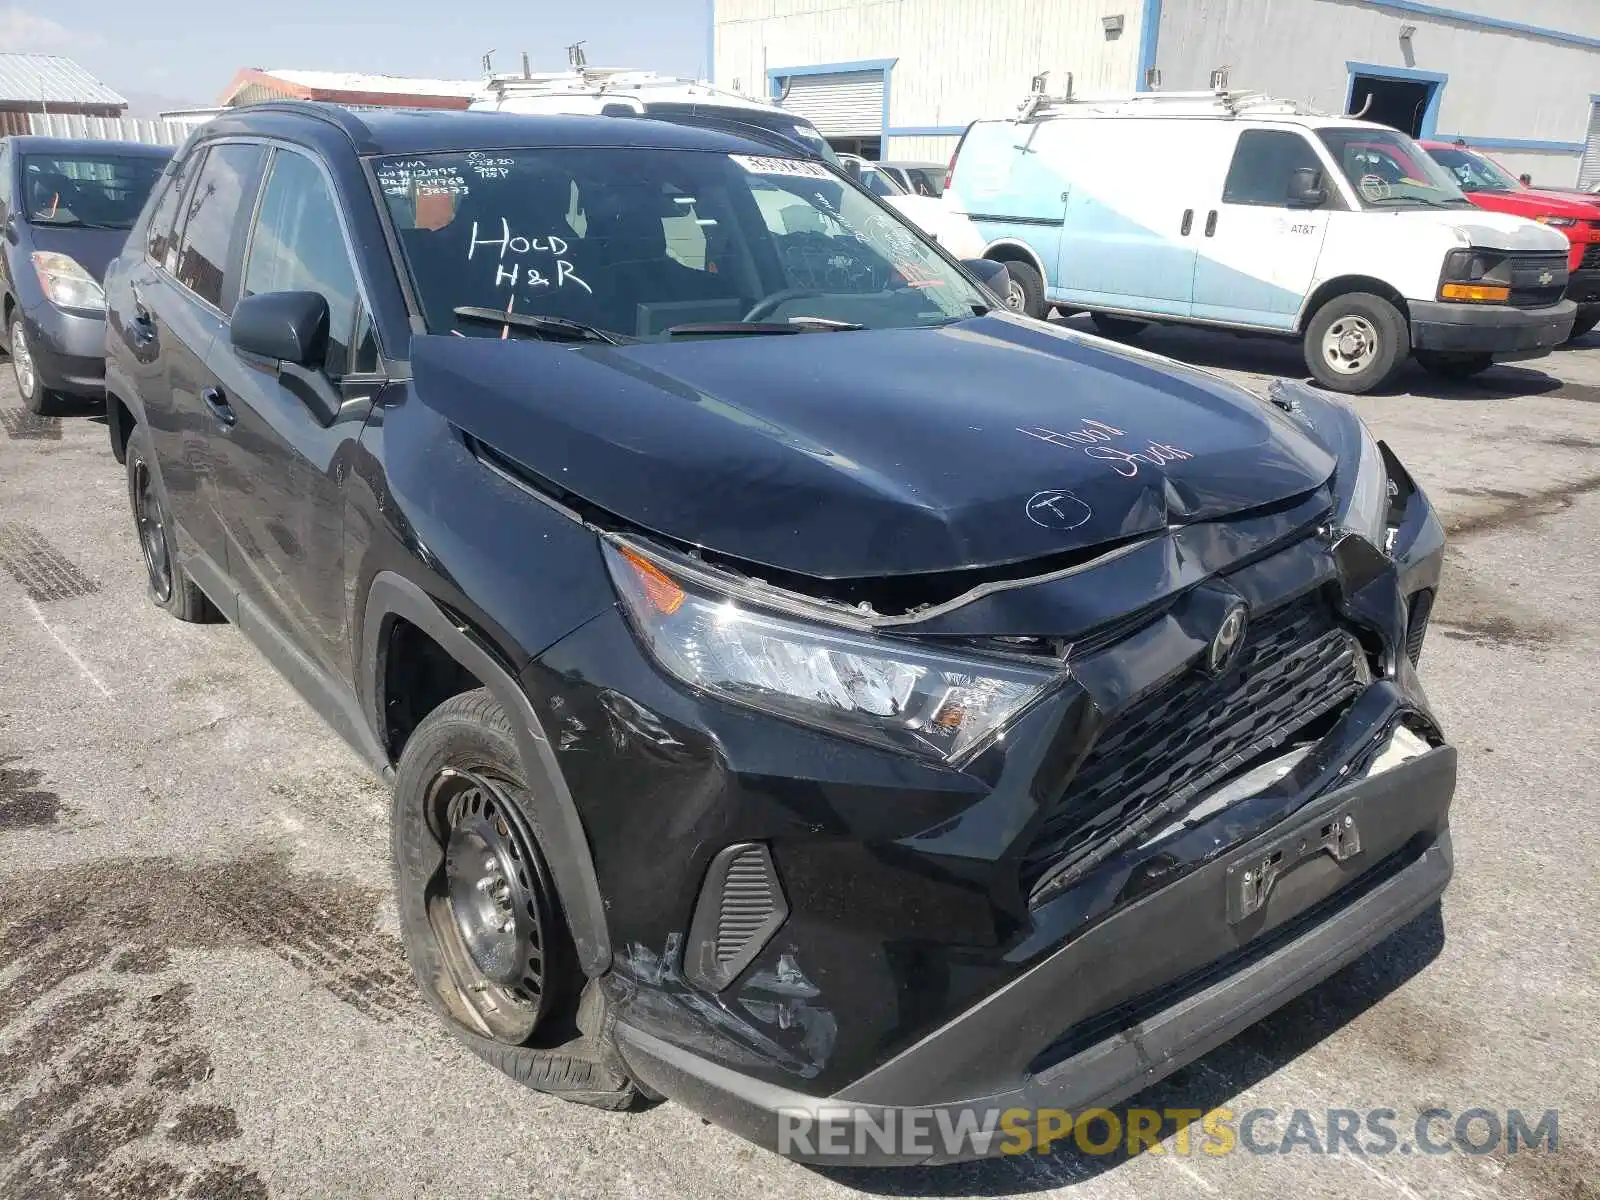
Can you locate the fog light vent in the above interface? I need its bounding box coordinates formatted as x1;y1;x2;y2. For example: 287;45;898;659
1406;589;1434;664
685;843;788;992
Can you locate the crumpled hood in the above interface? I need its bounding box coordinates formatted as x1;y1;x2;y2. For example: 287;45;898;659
412;315;1336;579
1396;207;1573;253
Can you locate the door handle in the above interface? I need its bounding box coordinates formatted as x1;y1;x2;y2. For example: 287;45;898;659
1204;210;1218;237
202;387;236;427
1181;209;1194;236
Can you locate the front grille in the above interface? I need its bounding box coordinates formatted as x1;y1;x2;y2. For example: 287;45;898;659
1506;251;1569;308
1022;596;1365;901
1406;589;1434;665
1582;243;1600;272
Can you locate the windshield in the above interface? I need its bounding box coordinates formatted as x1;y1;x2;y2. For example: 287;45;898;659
375;147;989;342
1425;146;1522;194
1316;129;1471;208
21;152;168;229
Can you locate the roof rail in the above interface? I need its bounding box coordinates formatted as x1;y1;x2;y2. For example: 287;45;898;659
229;100;379;150
1014;85;1332;122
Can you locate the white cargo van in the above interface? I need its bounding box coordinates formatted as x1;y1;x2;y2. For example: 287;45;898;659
945;90;1576;393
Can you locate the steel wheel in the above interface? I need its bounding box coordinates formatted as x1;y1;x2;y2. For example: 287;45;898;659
1320;314;1380;376
1004;278;1027;312
10;318;36;399
426;767;559;1043
133;460;173;603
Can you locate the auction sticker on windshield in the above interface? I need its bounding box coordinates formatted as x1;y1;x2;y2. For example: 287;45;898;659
731;155;833;179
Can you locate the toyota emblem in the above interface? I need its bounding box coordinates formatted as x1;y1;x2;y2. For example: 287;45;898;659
1207;605;1249;675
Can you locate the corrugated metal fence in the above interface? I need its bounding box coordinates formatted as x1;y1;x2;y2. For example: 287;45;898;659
26;112;196;147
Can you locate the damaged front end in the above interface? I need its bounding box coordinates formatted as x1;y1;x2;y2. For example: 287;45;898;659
515;376;1452;1159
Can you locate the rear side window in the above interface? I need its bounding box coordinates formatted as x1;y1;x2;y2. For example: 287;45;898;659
146;151;202;268
1222;130;1324;207
243;149;361;375
175;143;265;310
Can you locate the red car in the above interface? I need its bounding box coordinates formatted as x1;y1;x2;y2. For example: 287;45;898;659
1421;140;1600;340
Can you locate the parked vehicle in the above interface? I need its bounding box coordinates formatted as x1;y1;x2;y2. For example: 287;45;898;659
0;136;171;413
840;153;986;258
471;69;841;164
879;160;946;196
945;90;1576;392
106;101;1454;1164
1420;140;1600;342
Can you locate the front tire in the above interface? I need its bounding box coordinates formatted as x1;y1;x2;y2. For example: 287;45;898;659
125;424;221;623
1415;350;1493;380
391;689;638;1107
1303;293;1407;394
10;315;60;416
998;260;1047;320
1568;307;1599;343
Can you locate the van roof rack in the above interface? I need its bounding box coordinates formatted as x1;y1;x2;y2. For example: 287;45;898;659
1015;83;1331;122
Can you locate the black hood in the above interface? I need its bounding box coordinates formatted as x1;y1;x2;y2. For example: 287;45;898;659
413;314;1336;579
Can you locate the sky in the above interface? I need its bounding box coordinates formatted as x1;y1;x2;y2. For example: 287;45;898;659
0;0;708;111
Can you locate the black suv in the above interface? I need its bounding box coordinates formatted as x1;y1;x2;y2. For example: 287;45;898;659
105;102;1456;1164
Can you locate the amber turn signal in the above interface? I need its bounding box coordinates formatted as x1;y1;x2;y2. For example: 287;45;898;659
1438;282;1510;303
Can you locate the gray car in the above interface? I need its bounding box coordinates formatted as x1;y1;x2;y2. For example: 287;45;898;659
0;136;171;413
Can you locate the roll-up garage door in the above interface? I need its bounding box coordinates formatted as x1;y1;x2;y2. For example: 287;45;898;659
777;71;884;138
1579;101;1600;189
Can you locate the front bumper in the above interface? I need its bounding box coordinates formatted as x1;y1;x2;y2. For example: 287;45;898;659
1566;269;1600;306
22;301;107;398
1408;298;1574;359
618;766;1452;1164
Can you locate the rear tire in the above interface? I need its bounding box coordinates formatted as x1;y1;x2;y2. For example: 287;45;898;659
125;424;222;623
1303;292;1407;394
390;688;640;1109
10;316;61;416
1090;313;1148;340
1415;350;1493;380
1568;307;1599;342
998;260;1047;320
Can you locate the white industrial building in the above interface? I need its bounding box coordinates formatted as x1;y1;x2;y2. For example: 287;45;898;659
712;0;1600;186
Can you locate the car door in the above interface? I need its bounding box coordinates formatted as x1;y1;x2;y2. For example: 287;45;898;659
203;144;381;685
1190;128;1334;329
132;141;266;599
1056;118;1232;318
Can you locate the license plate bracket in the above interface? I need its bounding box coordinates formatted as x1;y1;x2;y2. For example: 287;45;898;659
1225;802;1363;924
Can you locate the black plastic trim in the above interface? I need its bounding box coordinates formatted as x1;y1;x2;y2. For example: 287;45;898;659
360;571;612;976
685;843;789;993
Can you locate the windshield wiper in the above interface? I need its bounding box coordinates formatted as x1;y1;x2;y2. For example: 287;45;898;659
453;306;625;345
665;318;865;337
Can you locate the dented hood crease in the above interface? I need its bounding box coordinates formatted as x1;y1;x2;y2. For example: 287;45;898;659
412;315;1337;578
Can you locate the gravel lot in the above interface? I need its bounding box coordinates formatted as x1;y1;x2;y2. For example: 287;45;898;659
1;325;1597;1200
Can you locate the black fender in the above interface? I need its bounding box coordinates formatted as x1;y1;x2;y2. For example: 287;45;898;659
360;570;611;977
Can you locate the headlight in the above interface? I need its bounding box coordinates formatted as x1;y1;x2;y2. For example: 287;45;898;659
1535;216;1577;227
31;252;105;311
1342;415;1391;550
603;542;1058;764
1438;248;1508;303
1267;378;1391;551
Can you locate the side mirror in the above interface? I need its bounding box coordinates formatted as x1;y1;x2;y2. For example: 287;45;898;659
231;291;329;367
1286;167;1327;208
962;258;1012;299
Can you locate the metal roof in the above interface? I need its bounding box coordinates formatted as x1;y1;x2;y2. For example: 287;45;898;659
0;53;126;108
